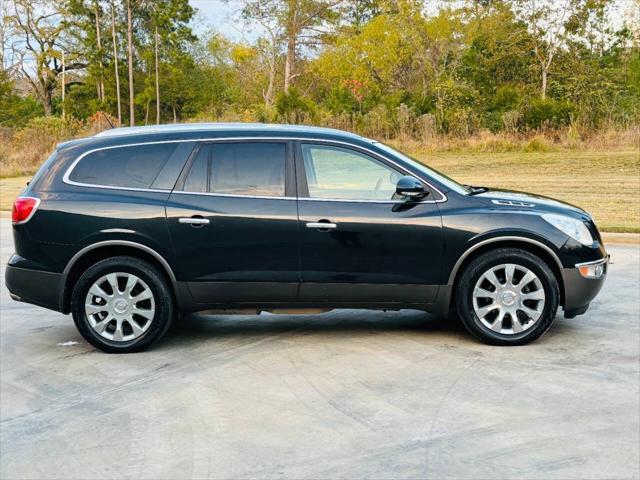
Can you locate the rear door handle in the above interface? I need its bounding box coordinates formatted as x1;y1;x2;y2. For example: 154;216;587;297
306;221;337;230
179;216;210;226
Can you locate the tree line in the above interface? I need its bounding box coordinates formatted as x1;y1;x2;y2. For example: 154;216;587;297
1;0;638;138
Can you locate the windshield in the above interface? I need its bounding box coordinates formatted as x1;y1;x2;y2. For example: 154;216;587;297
373;142;471;195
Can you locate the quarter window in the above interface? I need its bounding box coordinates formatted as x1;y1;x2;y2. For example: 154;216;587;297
301;144;402;201
182;142;286;197
69;143;178;189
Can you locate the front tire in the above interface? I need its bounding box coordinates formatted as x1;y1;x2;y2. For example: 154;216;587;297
71;256;174;353
455;248;560;346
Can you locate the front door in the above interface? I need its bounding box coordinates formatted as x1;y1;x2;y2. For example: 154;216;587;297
295;142;443;306
165;140;299;304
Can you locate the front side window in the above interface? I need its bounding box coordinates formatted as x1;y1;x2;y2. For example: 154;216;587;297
182;142;286;197
69;143;178;189
301;144;402;201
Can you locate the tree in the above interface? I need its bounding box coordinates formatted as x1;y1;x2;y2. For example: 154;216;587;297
514;0;590;99
110;0;122;123
238;0;344;94
126;0;134;124
7;0;86;115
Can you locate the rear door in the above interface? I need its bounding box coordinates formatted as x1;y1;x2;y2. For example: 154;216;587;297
295;141;443;306
165;140;299;304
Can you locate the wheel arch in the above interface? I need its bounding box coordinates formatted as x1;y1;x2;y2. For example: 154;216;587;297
447;236;565;309
60;241;177;313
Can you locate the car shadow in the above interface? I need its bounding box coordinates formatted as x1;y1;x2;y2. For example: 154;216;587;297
161;309;468;345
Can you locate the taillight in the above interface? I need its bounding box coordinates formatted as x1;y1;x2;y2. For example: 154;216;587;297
12;197;40;225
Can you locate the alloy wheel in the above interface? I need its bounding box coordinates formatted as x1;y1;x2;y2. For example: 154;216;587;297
472;263;546;335
84;272;155;342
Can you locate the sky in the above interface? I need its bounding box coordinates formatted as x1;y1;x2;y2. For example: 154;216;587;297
188;0;639;44
188;0;251;41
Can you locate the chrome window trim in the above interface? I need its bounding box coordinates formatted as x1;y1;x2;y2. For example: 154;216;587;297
447;236;564;285
171;190;412;204
62;137;448;203
172;190;297;201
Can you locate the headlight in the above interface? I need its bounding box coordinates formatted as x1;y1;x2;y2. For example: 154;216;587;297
542;214;594;246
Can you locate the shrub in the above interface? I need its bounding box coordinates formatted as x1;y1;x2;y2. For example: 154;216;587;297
522;98;573;130
1;116;85;177
275;88;315;124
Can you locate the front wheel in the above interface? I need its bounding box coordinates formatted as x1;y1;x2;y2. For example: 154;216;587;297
71;256;174;353
455;248;560;346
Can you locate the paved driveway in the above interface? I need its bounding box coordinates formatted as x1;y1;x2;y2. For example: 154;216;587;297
1;220;638;479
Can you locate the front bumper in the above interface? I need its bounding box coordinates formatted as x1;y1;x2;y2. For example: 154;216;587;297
5;264;64;312
561;256;609;318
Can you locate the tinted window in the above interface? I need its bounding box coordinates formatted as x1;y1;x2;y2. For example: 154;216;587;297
70;143;178;189
183;144;210;193
209;143;286;197
301;144;401;200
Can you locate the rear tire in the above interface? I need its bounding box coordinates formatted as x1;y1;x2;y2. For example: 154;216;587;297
455;248;559;346
71;256;174;353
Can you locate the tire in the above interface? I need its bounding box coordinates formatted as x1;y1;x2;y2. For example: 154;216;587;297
71;256;174;353
455;248;559;346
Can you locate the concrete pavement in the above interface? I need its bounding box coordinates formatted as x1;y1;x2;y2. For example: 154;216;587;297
1;220;638;479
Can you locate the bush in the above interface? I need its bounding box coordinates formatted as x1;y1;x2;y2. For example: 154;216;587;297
522;98;573;130
1;116;85;177
275;88;315;124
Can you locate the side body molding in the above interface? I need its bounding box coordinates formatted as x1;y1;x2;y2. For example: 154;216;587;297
446;235;564;285
62;240;177;283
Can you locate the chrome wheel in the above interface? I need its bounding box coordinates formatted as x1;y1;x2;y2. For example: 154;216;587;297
472;263;545;335
84;272;155;342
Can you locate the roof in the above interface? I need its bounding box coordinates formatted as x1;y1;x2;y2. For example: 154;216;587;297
94;122;365;140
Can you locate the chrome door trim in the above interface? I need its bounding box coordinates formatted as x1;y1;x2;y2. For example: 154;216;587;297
61;137;448;203
447;236;564;285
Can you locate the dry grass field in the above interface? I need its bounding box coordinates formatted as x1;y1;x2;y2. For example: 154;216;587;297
1;150;638;232
417;150;640;233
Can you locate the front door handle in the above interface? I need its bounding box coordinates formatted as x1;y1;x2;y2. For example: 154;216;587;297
306;220;337;230
179;216;210;226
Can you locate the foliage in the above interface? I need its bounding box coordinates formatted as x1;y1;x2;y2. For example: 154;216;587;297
0;0;637;139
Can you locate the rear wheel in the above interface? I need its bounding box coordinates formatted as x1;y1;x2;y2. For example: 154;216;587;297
455;248;559;345
71;256;174;353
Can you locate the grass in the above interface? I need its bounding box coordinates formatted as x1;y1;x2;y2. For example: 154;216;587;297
411;150;640;233
0;177;29;212
1;150;638;233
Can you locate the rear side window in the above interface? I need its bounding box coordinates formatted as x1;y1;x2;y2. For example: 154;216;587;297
182;142;286;197
69;143;179;189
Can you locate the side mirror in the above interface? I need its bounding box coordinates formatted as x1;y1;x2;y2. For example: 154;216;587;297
396;176;427;199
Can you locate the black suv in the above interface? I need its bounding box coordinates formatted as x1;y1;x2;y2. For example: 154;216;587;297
6;124;608;352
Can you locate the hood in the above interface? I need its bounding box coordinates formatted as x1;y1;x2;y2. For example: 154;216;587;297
475;188;588;217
